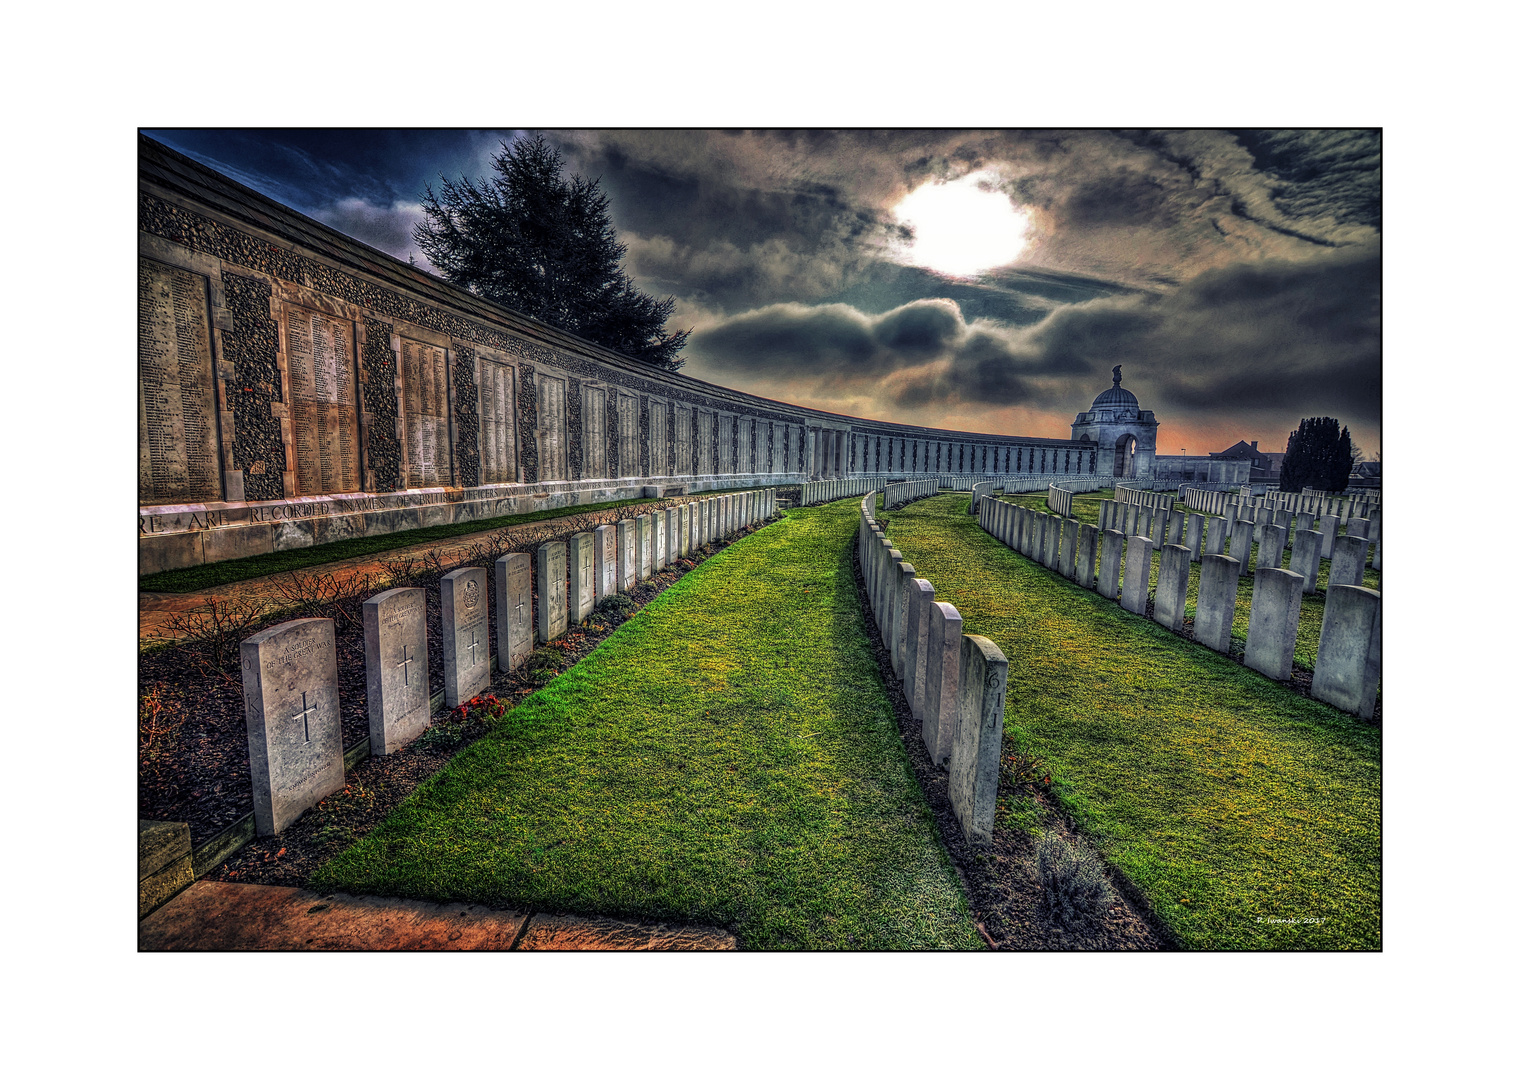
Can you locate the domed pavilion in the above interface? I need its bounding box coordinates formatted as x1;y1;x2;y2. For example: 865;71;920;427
1070;365;1158;479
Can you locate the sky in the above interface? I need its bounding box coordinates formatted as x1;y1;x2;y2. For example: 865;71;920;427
145;128;1382;458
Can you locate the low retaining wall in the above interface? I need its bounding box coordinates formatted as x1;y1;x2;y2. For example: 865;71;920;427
978;496;1379;720
142;472;801;576
859;494;1007;843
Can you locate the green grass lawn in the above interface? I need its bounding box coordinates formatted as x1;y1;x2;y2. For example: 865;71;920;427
991;494;1381;672
312;499;981;950
884;494;1381;950
140;497;661;593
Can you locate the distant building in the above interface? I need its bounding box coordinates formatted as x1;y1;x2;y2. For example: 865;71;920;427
1070;366;1158;478
1211;440;1284;484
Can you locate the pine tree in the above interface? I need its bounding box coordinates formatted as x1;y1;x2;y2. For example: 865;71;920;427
413;135;688;370
1280;417;1355;492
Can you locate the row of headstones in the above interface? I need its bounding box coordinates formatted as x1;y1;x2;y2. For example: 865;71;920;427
1102;495;1384;575
1302;486;1381;507
858;494;1006;843
979;498;1381;719
1115;487;1172;510
801;477;882;506
236;489;777;838
884;479;940;510
1255;488;1380;521
1046;485;1074;518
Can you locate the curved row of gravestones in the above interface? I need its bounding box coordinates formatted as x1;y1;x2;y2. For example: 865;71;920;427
978;495;1381;720
858;490;1005;845
237;489;777;838
1185;486;1382;552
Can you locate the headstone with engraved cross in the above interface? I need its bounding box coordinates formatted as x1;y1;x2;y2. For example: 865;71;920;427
537;540;569;643
495;552;533;672
362;587;430;755
569;531;596;622
593;524;617;602
441;567;490;709
240;617;343;836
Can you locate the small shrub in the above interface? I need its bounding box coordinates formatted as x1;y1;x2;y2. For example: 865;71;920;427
139;684;186;773
519;645;568;686
1036;831;1113;929
155;594;270;672
596;594;635;623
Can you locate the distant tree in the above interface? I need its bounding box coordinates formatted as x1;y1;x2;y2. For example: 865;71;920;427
413;135;688;370
1280;417;1355;492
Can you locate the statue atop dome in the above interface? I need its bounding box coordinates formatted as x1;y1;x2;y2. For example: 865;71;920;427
1113;364;1122;386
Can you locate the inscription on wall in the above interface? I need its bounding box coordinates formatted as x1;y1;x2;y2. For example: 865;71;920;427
286;304;360;495
401;337;452;487
535;372;567;481
649;400;667;476
138;257;220;504
479;358;518;484
617;394;639;478
583;386;606;478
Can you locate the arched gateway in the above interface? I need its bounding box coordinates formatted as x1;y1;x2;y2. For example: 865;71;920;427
1070;366;1158;480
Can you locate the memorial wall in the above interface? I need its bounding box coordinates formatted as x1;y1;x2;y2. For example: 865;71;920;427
139;135;1101;575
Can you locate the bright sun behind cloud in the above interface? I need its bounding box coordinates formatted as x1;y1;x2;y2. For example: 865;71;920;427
891;170;1030;278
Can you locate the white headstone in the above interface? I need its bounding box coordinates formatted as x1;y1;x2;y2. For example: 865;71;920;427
594;524;617;601
240;618;343;836
441;567;491;708
362;587;430;755
495;552;533;672
569;531;596;622
536;541;568;642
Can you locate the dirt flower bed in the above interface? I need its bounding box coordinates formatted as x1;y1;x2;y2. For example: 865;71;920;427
850;544;1173;951
139;521;766;862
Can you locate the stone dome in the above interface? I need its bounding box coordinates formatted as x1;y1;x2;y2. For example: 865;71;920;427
1091;365;1137;410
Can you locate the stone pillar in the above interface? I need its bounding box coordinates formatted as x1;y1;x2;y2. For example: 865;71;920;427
949;634;1008;842
922;601;963;767
1098;530;1124;600
1329;534;1370;587
569;531;596;622
1311;586;1381;719
240;618;343;836
1258;524;1288;573
442;567;491;708
594;524;617;601
1194;554;1240;652
1244;568;1305;681
1153;544;1191;630
363;587;430;756
495;552;533;673
1121;536;1154;615
904;578;936;721
1289;530;1322;595
534;543;569;646
1075;523;1098;590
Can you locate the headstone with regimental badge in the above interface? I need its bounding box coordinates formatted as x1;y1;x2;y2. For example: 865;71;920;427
441;567;490;708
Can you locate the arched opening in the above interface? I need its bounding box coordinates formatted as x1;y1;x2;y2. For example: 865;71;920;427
1114;434;1137;478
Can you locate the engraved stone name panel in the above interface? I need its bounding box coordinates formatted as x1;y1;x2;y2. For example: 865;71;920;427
138;256;220;504
479;358;518;484
401;337;452;488
287;303;360;495
240;618;343;836
362;588;430;755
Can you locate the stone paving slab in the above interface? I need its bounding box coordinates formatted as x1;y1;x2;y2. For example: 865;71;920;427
139;881;737;951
